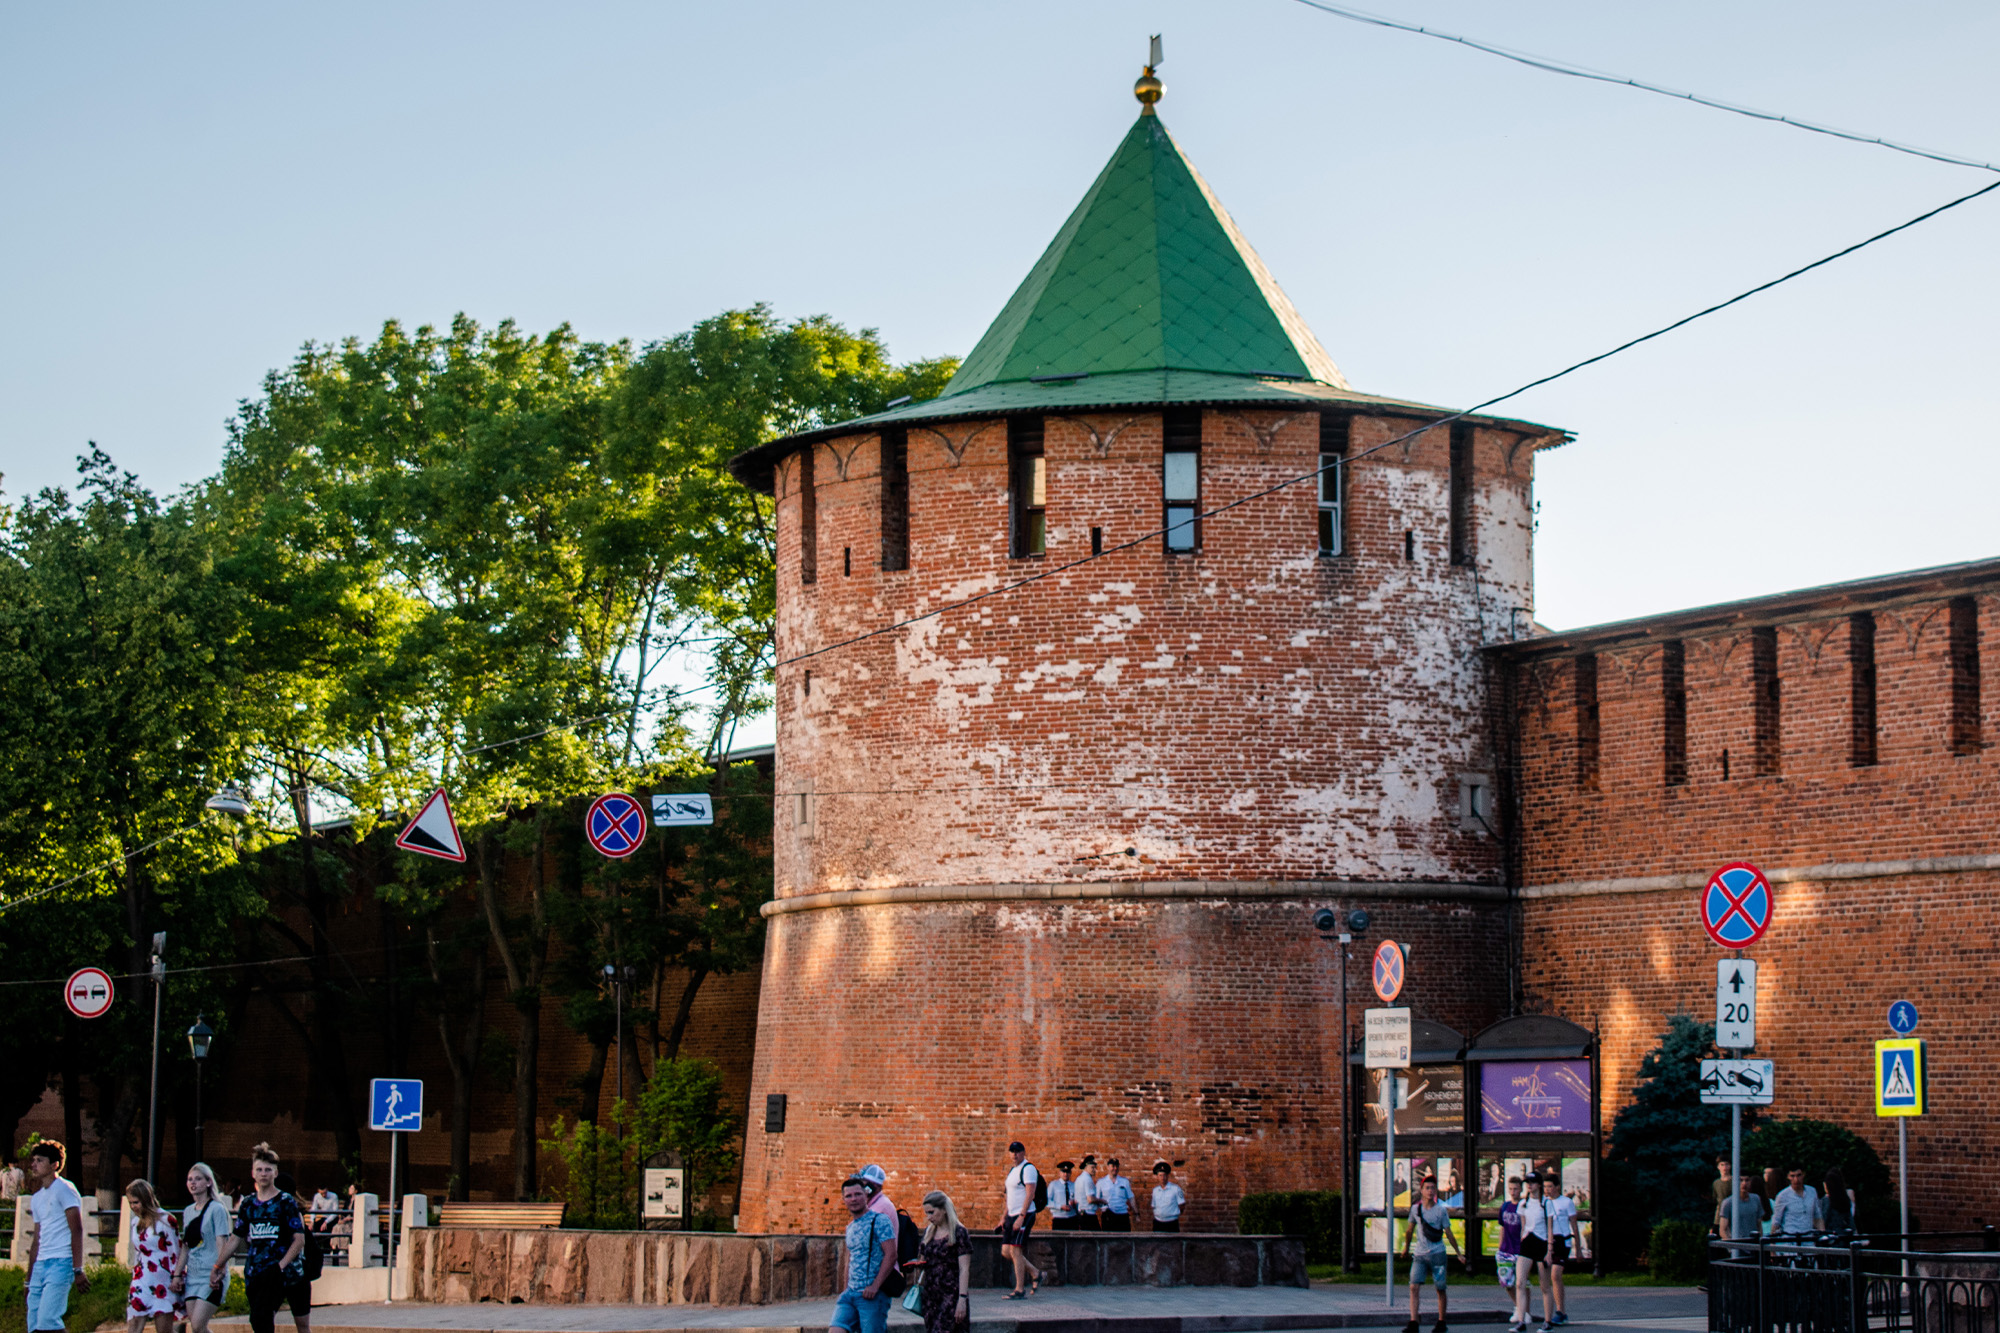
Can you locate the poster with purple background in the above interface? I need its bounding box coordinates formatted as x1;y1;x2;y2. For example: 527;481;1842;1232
1479;1060;1593;1133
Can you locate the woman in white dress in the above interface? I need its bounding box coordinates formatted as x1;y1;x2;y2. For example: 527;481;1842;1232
125;1180;183;1333
169;1163;231;1333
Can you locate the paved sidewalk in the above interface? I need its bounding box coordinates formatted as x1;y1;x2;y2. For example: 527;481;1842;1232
214;1282;1702;1333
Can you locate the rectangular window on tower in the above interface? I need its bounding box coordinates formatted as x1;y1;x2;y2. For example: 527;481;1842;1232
1662;640;1688;787
1318;413;1347;556
1949;596;1981;755
879;427;909;572
1009;417;1046;558
1575;654;1600;790
1163;407;1201;552
1850;612;1877;767
1448;422;1474;566
796;445;818;585
1753;626;1781;775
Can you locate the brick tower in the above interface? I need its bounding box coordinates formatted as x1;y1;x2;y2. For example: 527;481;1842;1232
728;70;1570;1233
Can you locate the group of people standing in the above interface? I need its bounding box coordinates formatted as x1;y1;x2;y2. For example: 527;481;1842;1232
1715;1156;1856;1242
827;1142;1192;1333
15;1139;318;1333
1396;1169;1578;1333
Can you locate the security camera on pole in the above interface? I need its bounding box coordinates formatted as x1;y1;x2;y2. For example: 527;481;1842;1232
1364;939;1409;1309
1697;862;1774;1219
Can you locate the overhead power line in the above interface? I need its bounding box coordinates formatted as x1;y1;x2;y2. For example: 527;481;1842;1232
777;174;2000;672
1288;0;2000;176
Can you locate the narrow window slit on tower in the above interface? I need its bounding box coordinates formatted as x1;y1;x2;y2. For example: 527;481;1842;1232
1009;417;1046;558
1753;626;1781;775
843;546;851;577
1850;612;1877;767
1575;654;1600;790
879;426;909;571
1448;422;1473;566
1318;413;1347;556
797;445;818;584
1163;407;1201;552
803;669;811;697
1662;640;1687;787
1949;596;1981;755
1404;530;1415;562
1091;527;1103;556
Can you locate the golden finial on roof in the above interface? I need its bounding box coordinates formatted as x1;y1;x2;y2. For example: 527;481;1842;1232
1135;34;1164;114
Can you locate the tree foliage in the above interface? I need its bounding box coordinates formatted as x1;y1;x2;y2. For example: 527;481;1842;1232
1607;1015;1754;1228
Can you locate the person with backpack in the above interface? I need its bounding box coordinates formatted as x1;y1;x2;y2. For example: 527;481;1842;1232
831;1174;896;1333
170;1162;230;1333
210;1144;306;1333
1000;1142;1042;1300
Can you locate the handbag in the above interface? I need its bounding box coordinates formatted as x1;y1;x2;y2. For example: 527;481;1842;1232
901;1271;924;1313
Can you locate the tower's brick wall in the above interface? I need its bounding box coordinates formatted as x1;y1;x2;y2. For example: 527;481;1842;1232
1509;584;1998;1225
742;407;1545;1231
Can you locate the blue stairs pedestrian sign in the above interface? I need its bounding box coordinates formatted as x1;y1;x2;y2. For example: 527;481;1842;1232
370;1078;424;1132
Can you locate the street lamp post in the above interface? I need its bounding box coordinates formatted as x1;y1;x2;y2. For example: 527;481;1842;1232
186;1016;214;1163
1315;907;1370;1272
146;931;167;1183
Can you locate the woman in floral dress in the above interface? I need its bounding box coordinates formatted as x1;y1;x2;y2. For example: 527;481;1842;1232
914;1190;973;1333
125;1179;183;1333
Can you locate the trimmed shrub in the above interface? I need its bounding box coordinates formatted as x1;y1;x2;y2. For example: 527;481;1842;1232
1741;1117;1891;1229
1238;1190;1341;1263
1648;1218;1708;1283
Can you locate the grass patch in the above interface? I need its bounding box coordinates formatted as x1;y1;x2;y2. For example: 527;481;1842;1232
1306;1261;1689;1287
0;1263;135;1333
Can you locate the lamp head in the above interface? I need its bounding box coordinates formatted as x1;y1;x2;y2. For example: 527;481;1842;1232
1312;909;1338;934
1346;909;1372;935
205;786;253;818
186;1015;215;1061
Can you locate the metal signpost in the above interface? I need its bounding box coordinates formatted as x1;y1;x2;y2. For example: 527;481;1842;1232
1703;862;1771;1208
369;1078;424;1302
1875;1031;1924;1247
1364;1005;1410;1308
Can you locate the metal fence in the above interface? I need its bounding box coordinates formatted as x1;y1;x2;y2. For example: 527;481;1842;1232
1708;1233;2000;1333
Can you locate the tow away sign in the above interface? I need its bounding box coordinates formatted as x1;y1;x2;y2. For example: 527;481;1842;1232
1699;1059;1774;1105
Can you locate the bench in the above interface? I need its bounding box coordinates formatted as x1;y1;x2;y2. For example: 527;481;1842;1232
437;1202;566;1229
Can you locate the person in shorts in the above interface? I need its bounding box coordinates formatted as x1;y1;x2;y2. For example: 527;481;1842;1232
1000;1142;1041;1299
1509;1172;1552;1331
1495;1176;1524;1299
831;1175;895;1333
1399;1174;1460;1333
210;1144;305;1333
1541;1175;1576;1325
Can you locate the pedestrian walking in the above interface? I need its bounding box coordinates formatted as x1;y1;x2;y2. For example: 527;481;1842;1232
125;1180;183;1333
1149;1163;1185;1233
914;1190;972;1333
1507;1171;1552;1331
1759;1169;1782;1234
1047;1163;1078;1231
1494;1176;1523;1298
1400;1174;1461;1333
1096;1158;1134;1232
171;1163;231;1333
1818;1168;1855;1233
1720;1173;1763;1257
1000;1142;1041;1299
1074;1155;1101;1230
272;1174;314;1333
24;1140;92;1333
1541;1175;1575;1325
1769;1168;1818;1236
1710;1154;1732;1233
857;1165;896;1222
211;1144;306;1333
830;1174;895;1333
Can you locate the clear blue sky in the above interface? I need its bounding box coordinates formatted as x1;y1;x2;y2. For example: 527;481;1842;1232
5;0;1997;642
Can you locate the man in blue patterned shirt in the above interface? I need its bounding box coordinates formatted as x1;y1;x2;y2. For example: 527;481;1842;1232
831;1175;896;1333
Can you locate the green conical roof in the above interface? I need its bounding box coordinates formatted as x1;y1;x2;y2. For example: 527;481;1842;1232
941;112;1347;395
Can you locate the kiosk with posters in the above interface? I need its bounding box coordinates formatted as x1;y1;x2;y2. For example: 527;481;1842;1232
1465;1015;1600;1277
1350;1018;1468;1259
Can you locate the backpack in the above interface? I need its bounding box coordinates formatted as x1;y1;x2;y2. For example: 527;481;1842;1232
871;1210;911;1299
1030;1164;1048;1212
300;1231;324;1282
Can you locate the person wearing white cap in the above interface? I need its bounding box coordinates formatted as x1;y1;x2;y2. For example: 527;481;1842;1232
858;1164;896;1223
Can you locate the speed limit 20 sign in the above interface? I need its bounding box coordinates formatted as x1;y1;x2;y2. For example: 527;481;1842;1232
64;968;115;1020
1716;958;1757;1050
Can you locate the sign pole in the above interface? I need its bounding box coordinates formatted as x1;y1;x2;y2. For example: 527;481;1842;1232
1384;1073;1395;1308
1897;1118;1908;1242
386;1134;399;1304
1730;1103;1741;1234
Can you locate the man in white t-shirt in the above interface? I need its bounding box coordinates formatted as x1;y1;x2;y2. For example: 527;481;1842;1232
25;1140;91;1333
1541;1176;1577;1326
1149;1162;1186;1233
1001;1142;1041;1299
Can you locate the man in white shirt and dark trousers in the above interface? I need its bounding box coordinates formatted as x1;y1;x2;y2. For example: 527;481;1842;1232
1150;1162;1185;1232
1541;1176;1575;1326
1074;1155;1101;1230
1001;1142;1042;1300
1048;1162;1079;1230
1097;1158;1134;1232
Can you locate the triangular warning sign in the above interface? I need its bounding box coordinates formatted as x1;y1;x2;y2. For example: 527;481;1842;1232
395;787;466;862
1884;1053;1915;1099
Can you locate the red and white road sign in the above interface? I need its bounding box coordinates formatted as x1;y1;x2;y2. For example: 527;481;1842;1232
64;967;115;1019
1371;940;1407;1003
395;788;466;863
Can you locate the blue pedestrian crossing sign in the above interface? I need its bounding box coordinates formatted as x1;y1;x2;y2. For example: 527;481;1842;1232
370;1078;424;1132
1887;1000;1919;1035
1873;1040;1924;1117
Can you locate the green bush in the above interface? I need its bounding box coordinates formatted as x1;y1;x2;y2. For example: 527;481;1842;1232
0;1262;133;1333
1647;1219;1708;1283
1608;1015;1752;1229
1742;1117;1891;1227
1238;1191;1341;1263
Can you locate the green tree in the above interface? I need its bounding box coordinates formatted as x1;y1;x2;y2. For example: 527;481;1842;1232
632;1058;740;1226
1607;1015;1753;1228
